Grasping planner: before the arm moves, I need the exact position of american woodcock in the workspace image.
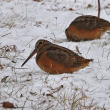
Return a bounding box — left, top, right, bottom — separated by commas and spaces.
21, 39, 93, 74
65, 15, 110, 41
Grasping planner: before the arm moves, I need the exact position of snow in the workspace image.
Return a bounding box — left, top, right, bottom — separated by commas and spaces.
0, 0, 110, 109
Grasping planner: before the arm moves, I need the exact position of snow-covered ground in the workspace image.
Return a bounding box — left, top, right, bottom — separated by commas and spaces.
0, 0, 110, 109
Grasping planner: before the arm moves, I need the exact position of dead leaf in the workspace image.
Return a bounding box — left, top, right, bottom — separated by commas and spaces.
42, 92, 45, 96
0, 63, 3, 69
25, 79, 31, 82
2, 102, 15, 108
1, 45, 17, 52
11, 61, 16, 63
52, 85, 63, 91
30, 92, 37, 96
1, 76, 9, 82
74, 87, 79, 91
46, 94, 55, 98
69, 8, 73, 11
87, 4, 93, 8
36, 21, 42, 25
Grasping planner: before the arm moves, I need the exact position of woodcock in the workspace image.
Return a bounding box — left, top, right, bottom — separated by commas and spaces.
65, 15, 110, 41
21, 39, 93, 74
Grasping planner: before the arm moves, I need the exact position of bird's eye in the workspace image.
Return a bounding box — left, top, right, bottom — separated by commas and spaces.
39, 41, 43, 45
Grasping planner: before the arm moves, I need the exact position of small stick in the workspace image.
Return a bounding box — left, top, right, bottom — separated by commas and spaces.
98, 0, 100, 18
1, 33, 11, 37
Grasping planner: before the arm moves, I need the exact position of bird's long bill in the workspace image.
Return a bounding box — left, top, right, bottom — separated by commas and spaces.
21, 49, 36, 67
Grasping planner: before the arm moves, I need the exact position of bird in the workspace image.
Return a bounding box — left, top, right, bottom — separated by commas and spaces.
65, 15, 110, 42
21, 39, 93, 74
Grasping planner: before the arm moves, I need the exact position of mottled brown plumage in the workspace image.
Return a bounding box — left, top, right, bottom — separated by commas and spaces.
21, 39, 93, 74
65, 15, 110, 41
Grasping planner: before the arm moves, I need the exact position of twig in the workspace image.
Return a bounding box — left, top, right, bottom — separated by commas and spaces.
76, 46, 82, 55
1, 33, 11, 37
98, 0, 100, 18
22, 97, 29, 110
26, 38, 36, 46
4, 91, 19, 102
45, 105, 54, 110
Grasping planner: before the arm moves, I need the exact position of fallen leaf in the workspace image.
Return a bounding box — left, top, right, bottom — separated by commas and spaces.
2, 102, 15, 108
0, 63, 3, 69
69, 8, 73, 11
30, 92, 37, 96
87, 4, 93, 8
1, 76, 9, 82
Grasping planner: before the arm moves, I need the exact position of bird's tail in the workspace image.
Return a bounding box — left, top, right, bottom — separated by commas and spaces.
90, 59, 93, 62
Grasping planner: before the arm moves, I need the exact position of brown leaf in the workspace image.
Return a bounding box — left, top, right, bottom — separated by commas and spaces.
1, 76, 9, 82
69, 8, 73, 11
36, 21, 42, 25
42, 92, 45, 96
30, 92, 37, 96
87, 4, 93, 8
25, 79, 31, 82
11, 61, 16, 63
2, 102, 15, 108
46, 94, 55, 98
1, 45, 17, 52
0, 63, 3, 69
74, 87, 79, 91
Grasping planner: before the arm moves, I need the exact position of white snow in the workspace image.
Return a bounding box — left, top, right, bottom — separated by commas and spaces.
0, 0, 110, 109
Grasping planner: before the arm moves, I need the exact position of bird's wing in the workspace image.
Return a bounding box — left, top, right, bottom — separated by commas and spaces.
71, 15, 110, 30
46, 46, 85, 67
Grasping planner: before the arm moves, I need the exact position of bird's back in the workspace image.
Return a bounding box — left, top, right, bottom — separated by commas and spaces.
70, 15, 110, 30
